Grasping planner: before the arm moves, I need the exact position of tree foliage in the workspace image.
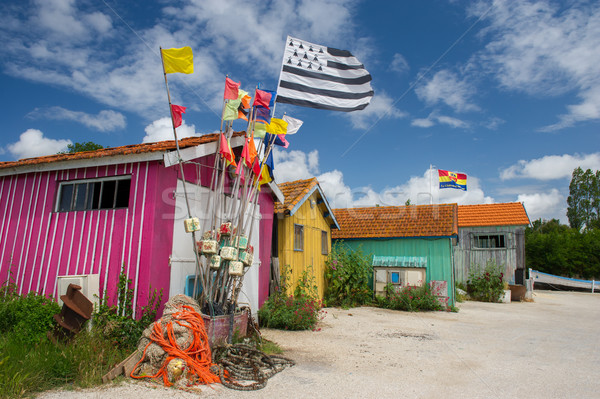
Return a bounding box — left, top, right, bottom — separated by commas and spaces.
567, 167, 600, 231
60, 141, 104, 154
526, 218, 600, 279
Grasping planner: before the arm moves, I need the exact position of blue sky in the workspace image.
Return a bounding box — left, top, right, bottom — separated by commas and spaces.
1, 0, 599, 223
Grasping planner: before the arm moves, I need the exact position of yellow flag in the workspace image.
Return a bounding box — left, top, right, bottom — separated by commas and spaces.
266, 118, 288, 135
161, 47, 194, 74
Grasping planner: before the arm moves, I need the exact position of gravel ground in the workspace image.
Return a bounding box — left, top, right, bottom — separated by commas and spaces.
37, 290, 600, 399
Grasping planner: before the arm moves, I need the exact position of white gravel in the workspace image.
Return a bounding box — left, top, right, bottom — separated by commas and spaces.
37, 290, 600, 399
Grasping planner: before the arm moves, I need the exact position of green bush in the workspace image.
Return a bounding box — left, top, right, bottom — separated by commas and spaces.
259, 265, 324, 331
323, 242, 372, 308
467, 259, 505, 302
0, 282, 61, 346
376, 283, 443, 312
93, 265, 162, 350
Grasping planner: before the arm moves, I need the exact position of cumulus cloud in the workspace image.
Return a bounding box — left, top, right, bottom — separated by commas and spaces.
517, 189, 565, 222
0, 0, 363, 122
500, 153, 600, 180
471, 0, 600, 130
272, 148, 320, 183
7, 129, 72, 159
27, 106, 126, 132
415, 69, 479, 113
142, 117, 199, 143
273, 148, 494, 209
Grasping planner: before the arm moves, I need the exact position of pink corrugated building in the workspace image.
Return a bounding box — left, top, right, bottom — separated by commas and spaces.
0, 133, 282, 316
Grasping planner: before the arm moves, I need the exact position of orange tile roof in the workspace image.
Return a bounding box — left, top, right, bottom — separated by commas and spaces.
332, 204, 458, 239
274, 177, 318, 214
0, 132, 245, 170
458, 203, 530, 227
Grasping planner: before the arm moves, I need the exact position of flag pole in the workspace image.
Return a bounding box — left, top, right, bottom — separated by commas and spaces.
429, 164, 433, 205
271, 35, 292, 116
160, 47, 204, 304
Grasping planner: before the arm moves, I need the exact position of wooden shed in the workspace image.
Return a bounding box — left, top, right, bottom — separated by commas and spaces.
454, 203, 531, 284
0, 133, 281, 316
273, 178, 339, 299
332, 204, 458, 306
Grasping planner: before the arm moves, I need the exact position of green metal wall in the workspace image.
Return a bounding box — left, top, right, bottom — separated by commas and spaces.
335, 237, 455, 305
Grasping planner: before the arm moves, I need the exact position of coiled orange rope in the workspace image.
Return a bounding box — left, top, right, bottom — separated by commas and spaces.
131, 305, 221, 387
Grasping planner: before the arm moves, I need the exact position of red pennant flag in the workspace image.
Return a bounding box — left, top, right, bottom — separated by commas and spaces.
224, 77, 240, 100
170, 104, 186, 128
253, 89, 272, 109
235, 138, 250, 175
252, 157, 261, 176
219, 133, 237, 167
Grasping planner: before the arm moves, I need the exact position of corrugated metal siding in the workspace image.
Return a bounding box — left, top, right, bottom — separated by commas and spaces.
278, 192, 331, 299
454, 226, 525, 284
336, 238, 455, 305
0, 161, 175, 316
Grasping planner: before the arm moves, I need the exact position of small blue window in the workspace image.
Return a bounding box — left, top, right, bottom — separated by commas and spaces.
185, 275, 203, 297
391, 272, 400, 284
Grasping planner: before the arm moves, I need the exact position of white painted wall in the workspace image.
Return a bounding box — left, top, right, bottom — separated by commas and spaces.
169, 179, 260, 314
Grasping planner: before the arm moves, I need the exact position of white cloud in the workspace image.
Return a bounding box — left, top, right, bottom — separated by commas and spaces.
7, 129, 72, 159
273, 148, 320, 183
411, 118, 435, 128
390, 53, 409, 74
142, 117, 199, 143
472, 1, 600, 130
0, 0, 360, 122
27, 107, 126, 132
415, 69, 479, 112
500, 153, 600, 180
436, 115, 469, 128
273, 148, 494, 209
347, 90, 408, 130
411, 111, 469, 129
517, 189, 565, 222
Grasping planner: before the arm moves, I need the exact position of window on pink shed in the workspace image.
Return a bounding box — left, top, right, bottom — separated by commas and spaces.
56, 175, 131, 212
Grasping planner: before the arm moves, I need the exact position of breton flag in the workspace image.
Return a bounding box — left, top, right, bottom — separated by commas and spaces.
276, 36, 374, 112
438, 170, 467, 191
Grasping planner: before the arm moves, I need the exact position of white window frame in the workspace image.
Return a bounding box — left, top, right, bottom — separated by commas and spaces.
55, 175, 132, 212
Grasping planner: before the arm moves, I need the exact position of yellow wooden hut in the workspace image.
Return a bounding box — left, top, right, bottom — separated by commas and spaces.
273, 178, 340, 299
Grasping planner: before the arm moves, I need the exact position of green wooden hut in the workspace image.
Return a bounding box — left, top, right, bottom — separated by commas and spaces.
332, 204, 458, 306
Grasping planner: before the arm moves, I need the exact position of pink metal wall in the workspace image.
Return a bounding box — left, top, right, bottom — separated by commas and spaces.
0, 161, 176, 315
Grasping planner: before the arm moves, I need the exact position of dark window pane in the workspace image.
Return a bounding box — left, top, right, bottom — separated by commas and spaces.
100, 180, 116, 209
87, 182, 102, 209
114, 179, 131, 208
59, 184, 74, 211
73, 183, 87, 211
294, 224, 304, 251
321, 230, 328, 255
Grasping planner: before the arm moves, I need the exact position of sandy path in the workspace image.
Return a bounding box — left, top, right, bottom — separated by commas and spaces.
37, 290, 600, 398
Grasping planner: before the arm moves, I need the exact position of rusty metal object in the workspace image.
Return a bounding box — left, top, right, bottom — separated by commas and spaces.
49, 283, 93, 341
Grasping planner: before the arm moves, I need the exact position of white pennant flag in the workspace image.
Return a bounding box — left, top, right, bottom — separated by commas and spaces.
282, 115, 303, 135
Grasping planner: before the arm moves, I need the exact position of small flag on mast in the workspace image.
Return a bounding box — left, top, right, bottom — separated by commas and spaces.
438, 170, 467, 191
161, 47, 194, 74
170, 104, 186, 128
276, 36, 374, 112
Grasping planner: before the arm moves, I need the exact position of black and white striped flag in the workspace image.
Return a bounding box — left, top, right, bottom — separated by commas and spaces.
276, 36, 374, 112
